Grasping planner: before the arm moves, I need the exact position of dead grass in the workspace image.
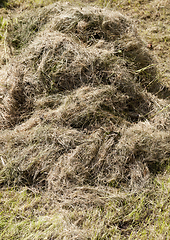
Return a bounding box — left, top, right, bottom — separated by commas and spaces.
1, 4, 167, 127
0, 1, 170, 239
0, 175, 170, 239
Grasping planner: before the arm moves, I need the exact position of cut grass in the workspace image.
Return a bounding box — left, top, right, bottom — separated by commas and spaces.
0, 0, 170, 239
0, 174, 170, 239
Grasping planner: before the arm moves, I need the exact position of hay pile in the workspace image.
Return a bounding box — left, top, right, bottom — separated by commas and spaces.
0, 2, 170, 194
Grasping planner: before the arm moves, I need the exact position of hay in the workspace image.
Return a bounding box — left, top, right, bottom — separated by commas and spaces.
0, 28, 157, 127
42, 84, 152, 129
6, 5, 54, 51
0, 65, 34, 128
1, 3, 168, 129
0, 2, 170, 192
1, 114, 170, 190
52, 8, 132, 43
47, 121, 170, 190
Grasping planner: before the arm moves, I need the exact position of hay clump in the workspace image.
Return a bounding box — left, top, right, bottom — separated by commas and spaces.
0, 30, 153, 127
0, 125, 87, 185
0, 2, 170, 192
45, 84, 152, 129
0, 114, 170, 190
0, 32, 159, 127
5, 3, 162, 91
0, 65, 34, 128
1, 2, 168, 129
47, 121, 170, 190
50, 5, 163, 94
52, 8, 131, 44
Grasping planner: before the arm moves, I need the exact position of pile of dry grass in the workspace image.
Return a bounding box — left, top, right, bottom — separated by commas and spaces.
0, 110, 170, 192
0, 2, 170, 193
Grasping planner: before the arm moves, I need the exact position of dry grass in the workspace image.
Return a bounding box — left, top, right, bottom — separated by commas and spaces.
0, 176, 170, 239
0, 3, 167, 127
0, 1, 170, 239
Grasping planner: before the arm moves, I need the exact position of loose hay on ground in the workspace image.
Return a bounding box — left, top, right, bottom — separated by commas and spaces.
0, 1, 170, 202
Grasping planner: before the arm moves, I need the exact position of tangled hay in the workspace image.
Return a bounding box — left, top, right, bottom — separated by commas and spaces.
0, 2, 170, 192
48, 121, 170, 190
0, 111, 170, 190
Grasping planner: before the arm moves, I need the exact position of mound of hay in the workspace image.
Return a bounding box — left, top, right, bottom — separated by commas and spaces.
0, 2, 170, 191
0, 112, 170, 190
48, 121, 170, 190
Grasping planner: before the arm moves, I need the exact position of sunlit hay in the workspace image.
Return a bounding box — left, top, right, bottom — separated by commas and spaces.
24, 31, 100, 93
1, 2, 170, 240
6, 2, 163, 95
1, 106, 169, 189
0, 31, 154, 129
47, 130, 102, 189
24, 30, 138, 94
111, 122, 170, 185
0, 123, 88, 183
29, 81, 153, 130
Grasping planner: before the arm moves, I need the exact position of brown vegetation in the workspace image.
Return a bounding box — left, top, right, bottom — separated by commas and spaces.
0, 1, 170, 239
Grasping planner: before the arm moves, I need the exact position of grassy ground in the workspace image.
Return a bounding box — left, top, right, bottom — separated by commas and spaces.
0, 0, 170, 239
